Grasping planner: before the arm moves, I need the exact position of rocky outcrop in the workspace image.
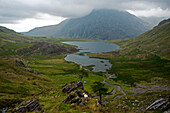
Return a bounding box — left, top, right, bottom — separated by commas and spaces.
62, 81, 84, 93
15, 60, 26, 67
146, 98, 170, 112
62, 89, 89, 105
17, 42, 77, 56
62, 81, 89, 105
13, 99, 41, 113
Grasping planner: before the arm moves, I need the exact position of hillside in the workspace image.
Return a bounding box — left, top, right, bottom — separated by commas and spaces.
0, 26, 84, 57
23, 9, 150, 40
110, 19, 170, 59
87, 20, 170, 112
0, 27, 87, 112
89, 19, 170, 84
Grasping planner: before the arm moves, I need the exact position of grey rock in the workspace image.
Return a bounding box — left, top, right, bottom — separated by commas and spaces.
146, 98, 170, 112
70, 96, 82, 104
14, 99, 41, 113
15, 60, 26, 67
62, 81, 84, 93
62, 95, 75, 103
135, 100, 139, 103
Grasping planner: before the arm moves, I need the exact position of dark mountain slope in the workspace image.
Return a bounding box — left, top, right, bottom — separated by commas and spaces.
23, 9, 150, 40
158, 18, 170, 26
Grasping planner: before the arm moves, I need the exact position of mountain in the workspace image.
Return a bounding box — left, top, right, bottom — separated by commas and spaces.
112, 18, 170, 59
23, 9, 150, 40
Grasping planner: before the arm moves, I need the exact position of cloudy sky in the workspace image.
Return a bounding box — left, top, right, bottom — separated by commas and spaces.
0, 0, 170, 32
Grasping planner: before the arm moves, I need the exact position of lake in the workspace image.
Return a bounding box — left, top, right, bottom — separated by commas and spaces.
63, 41, 119, 72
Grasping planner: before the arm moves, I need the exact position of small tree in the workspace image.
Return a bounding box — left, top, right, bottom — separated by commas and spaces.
91, 81, 108, 105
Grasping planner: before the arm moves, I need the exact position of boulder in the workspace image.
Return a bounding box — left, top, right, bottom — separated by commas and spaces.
146, 98, 169, 112
13, 99, 41, 113
62, 81, 84, 93
70, 96, 82, 104
62, 84, 71, 93
62, 94, 75, 103
77, 82, 84, 90
76, 89, 84, 97
62, 85, 89, 105
15, 60, 26, 67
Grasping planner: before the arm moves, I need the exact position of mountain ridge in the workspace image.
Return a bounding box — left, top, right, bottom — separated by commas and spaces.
23, 9, 150, 40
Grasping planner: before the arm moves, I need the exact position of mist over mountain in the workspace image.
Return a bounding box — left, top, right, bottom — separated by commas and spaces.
139, 16, 168, 28
23, 9, 150, 40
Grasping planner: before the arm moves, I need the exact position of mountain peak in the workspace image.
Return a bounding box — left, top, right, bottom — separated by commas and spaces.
23, 9, 150, 40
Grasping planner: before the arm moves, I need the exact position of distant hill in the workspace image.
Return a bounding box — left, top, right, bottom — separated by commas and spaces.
0, 26, 78, 56
112, 18, 170, 59
23, 9, 150, 40
0, 26, 16, 34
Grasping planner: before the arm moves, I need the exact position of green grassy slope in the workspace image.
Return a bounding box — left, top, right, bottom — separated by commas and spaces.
86, 21, 170, 113
110, 21, 170, 59
0, 26, 80, 110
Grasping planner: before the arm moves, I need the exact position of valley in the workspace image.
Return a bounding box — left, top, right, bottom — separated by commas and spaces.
0, 19, 170, 113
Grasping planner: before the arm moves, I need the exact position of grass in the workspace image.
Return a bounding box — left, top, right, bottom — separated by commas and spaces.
89, 49, 170, 86
0, 41, 32, 56
1, 47, 169, 112
0, 49, 108, 112
0, 58, 51, 108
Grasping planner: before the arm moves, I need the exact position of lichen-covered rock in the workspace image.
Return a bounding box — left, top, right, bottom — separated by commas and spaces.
15, 60, 26, 67
70, 96, 82, 104
62, 81, 84, 93
146, 98, 170, 112
62, 81, 89, 105
62, 94, 75, 103
12, 99, 41, 113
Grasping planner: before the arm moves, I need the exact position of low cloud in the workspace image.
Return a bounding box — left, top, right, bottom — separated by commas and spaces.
0, 0, 170, 31
128, 8, 170, 17
0, 0, 170, 24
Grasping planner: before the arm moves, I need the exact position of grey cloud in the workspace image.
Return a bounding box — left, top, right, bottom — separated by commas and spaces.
0, 0, 170, 24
